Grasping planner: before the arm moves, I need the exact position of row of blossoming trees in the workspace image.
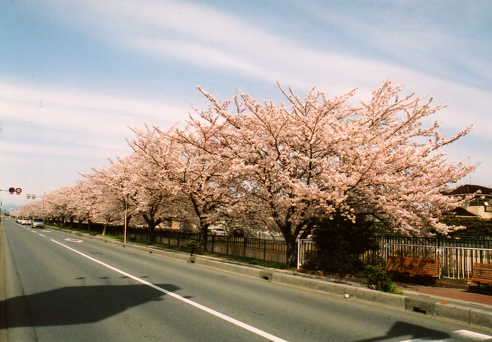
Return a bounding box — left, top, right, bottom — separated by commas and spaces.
18, 81, 474, 266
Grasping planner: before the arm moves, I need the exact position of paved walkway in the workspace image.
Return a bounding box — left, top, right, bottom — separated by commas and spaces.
397, 282, 492, 307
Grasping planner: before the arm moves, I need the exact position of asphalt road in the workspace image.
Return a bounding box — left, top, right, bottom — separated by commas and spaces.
1, 217, 492, 342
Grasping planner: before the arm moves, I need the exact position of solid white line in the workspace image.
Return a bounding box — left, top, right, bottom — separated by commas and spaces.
50, 239, 288, 342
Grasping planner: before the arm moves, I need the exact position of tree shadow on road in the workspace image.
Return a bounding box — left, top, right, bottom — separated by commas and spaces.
0, 283, 183, 329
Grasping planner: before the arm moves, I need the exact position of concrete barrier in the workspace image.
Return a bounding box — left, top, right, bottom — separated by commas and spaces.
470, 308, 492, 328
435, 303, 471, 324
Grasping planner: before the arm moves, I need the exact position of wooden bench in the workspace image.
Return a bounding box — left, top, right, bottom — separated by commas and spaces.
471, 263, 492, 287
386, 256, 440, 278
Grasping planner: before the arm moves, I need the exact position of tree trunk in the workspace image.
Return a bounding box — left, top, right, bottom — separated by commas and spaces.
200, 223, 210, 253
285, 235, 297, 268
102, 222, 107, 236
148, 223, 157, 245
142, 214, 160, 245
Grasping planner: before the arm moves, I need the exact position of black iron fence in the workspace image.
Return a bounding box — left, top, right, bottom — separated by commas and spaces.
56, 221, 289, 264
128, 228, 288, 264
55, 220, 492, 274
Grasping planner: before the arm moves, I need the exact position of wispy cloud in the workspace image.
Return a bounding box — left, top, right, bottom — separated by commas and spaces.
29, 0, 492, 101
1, 80, 190, 148
294, 1, 492, 90
8, 0, 492, 145
3, 0, 492, 202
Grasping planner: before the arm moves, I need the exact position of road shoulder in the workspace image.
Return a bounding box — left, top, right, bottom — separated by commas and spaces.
0, 218, 8, 340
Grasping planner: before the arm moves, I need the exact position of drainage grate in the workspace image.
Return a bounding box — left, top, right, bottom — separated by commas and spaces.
413, 307, 427, 314
260, 271, 273, 281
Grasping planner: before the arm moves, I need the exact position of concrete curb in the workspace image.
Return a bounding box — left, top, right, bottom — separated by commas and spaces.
50, 226, 492, 331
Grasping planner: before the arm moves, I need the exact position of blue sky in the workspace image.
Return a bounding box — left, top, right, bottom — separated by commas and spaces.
1, 0, 492, 209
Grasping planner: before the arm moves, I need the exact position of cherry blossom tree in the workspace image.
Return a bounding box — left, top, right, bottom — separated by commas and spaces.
172, 80, 474, 266
17, 200, 40, 218
90, 187, 124, 236
69, 179, 102, 232
91, 154, 189, 244
129, 125, 238, 252
39, 190, 62, 224
42, 186, 80, 228
17, 80, 474, 268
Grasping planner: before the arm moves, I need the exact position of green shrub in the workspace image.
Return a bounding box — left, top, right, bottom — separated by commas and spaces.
305, 212, 379, 275
364, 265, 403, 294
186, 239, 201, 256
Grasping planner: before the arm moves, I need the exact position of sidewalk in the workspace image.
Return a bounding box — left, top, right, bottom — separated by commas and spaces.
397, 281, 492, 307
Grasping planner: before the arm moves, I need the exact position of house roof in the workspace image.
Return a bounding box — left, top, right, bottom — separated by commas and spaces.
446, 207, 480, 218
442, 184, 492, 196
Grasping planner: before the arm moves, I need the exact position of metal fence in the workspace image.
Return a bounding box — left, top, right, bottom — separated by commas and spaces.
297, 238, 492, 279
55, 221, 289, 263
377, 235, 492, 249
384, 243, 492, 279
297, 239, 316, 268
378, 236, 492, 279
59, 221, 492, 277
126, 228, 288, 264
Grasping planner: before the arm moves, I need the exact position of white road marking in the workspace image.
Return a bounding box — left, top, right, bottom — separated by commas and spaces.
400, 329, 492, 341
51, 239, 288, 342
454, 329, 492, 340
39, 234, 46, 237
64, 238, 83, 243
400, 339, 448, 342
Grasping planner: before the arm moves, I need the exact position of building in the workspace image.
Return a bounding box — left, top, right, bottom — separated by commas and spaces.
443, 184, 492, 219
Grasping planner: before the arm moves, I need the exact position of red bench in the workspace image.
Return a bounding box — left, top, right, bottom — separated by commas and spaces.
386, 256, 440, 278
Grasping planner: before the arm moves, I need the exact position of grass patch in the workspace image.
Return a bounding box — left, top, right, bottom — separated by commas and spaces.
437, 278, 468, 285
206, 252, 288, 269
155, 242, 191, 253
125, 236, 151, 245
